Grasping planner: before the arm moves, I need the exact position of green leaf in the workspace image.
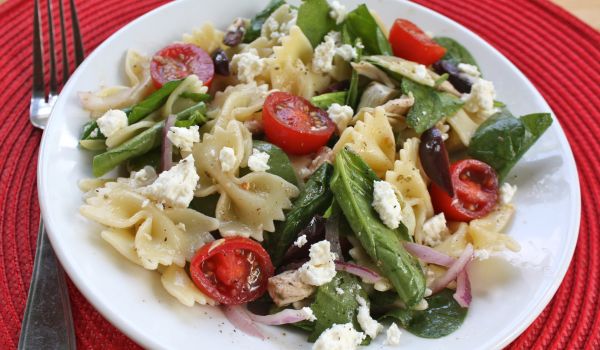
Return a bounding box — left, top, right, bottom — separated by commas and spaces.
126, 148, 161, 172
310, 91, 348, 110
342, 4, 392, 56
434, 37, 480, 70
188, 194, 220, 217
401, 79, 463, 133
468, 109, 553, 179
330, 148, 425, 307
265, 163, 334, 266
306, 272, 368, 342
296, 0, 336, 48
381, 289, 468, 339
365, 55, 436, 87
345, 39, 363, 109
244, 0, 286, 43
246, 140, 298, 186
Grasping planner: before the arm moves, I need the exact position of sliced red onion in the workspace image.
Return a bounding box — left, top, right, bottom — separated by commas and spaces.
404, 242, 456, 267
221, 305, 265, 340
160, 114, 176, 172
453, 269, 472, 308
248, 308, 315, 325
429, 244, 473, 294
335, 261, 381, 283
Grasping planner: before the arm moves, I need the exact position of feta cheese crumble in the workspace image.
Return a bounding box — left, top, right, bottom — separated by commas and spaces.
262, 5, 297, 42
313, 32, 339, 73
372, 180, 402, 229
414, 298, 429, 311
247, 148, 270, 172
167, 125, 200, 152
335, 287, 344, 295
294, 234, 308, 248
139, 155, 199, 208
462, 78, 497, 119
414, 64, 428, 80
125, 166, 157, 188
385, 323, 402, 346
231, 48, 265, 83
500, 182, 518, 204
219, 147, 237, 172
329, 0, 347, 25
96, 109, 128, 138
458, 63, 481, 78
422, 213, 448, 247
299, 240, 337, 286
313, 323, 365, 350
356, 295, 383, 338
336, 44, 357, 61
327, 103, 353, 132
301, 307, 317, 322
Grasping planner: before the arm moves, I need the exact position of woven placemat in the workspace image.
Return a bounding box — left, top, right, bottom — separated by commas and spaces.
0, 0, 598, 348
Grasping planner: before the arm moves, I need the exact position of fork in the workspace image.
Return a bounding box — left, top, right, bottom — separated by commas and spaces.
19, 0, 84, 348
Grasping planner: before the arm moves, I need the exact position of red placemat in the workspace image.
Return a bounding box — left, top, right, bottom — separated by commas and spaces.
0, 0, 598, 349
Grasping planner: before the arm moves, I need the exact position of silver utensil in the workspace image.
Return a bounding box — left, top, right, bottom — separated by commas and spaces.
19, 0, 84, 348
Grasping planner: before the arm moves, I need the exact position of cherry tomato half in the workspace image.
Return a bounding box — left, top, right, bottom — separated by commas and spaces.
150, 43, 214, 88
190, 237, 274, 305
430, 159, 499, 221
262, 92, 335, 155
389, 19, 446, 66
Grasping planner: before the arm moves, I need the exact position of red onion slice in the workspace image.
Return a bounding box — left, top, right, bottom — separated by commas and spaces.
453, 269, 472, 308
221, 305, 265, 340
404, 242, 456, 267
429, 244, 473, 294
248, 308, 315, 325
160, 114, 176, 172
335, 261, 381, 283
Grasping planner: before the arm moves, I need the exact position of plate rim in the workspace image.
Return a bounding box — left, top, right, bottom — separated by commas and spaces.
36, 0, 582, 349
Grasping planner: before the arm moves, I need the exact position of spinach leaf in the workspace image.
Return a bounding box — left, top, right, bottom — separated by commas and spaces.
189, 194, 220, 217
468, 109, 552, 180
92, 102, 207, 177
381, 289, 468, 339
310, 91, 348, 110
296, 0, 336, 48
401, 78, 463, 133
244, 0, 286, 43
304, 272, 369, 342
241, 140, 298, 186
266, 163, 334, 266
434, 37, 479, 70
342, 4, 392, 56
126, 148, 161, 172
345, 39, 363, 109
330, 148, 425, 307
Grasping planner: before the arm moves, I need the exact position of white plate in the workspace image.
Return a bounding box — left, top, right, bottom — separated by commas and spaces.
38, 0, 581, 349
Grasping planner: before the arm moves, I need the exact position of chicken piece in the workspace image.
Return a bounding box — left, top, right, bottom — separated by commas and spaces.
268, 270, 316, 307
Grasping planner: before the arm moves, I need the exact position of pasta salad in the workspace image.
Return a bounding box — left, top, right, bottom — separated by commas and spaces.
77, 0, 552, 348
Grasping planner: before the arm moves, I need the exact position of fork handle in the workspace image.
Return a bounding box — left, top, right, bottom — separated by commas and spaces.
19, 220, 76, 350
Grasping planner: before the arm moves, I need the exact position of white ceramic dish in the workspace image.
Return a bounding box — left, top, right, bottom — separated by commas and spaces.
38, 0, 581, 349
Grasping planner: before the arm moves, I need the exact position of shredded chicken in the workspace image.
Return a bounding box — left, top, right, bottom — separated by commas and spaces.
268, 270, 316, 307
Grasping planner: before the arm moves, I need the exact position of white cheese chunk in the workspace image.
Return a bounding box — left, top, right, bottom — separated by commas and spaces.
336, 44, 357, 61
422, 213, 448, 247
313, 31, 339, 73
123, 166, 157, 188
414, 298, 429, 311
96, 109, 128, 138
313, 323, 365, 350
299, 240, 337, 286
301, 307, 317, 322
327, 103, 353, 132
219, 147, 237, 172
372, 180, 402, 229
167, 126, 200, 152
294, 234, 308, 248
139, 155, 199, 208
356, 295, 383, 339
329, 0, 347, 25
385, 323, 402, 346
458, 63, 481, 77
247, 148, 270, 172
231, 48, 265, 84
335, 287, 344, 295
463, 78, 497, 119
414, 64, 428, 80
500, 182, 518, 204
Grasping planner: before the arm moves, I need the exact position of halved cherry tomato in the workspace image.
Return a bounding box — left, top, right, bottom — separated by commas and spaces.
262, 92, 335, 155
150, 43, 214, 88
430, 159, 499, 221
190, 237, 274, 305
389, 19, 446, 66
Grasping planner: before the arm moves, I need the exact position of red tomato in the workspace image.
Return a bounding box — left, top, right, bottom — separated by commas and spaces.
190, 237, 274, 305
389, 19, 446, 66
430, 159, 499, 221
150, 43, 214, 88
262, 92, 335, 155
